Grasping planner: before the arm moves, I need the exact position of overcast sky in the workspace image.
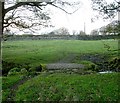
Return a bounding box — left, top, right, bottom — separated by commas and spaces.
34, 0, 118, 35
44, 0, 118, 34
6, 0, 118, 35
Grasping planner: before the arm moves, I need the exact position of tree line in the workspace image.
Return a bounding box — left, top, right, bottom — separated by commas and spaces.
3, 34, 119, 41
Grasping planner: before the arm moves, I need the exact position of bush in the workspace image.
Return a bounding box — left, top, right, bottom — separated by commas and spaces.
109, 57, 120, 72
41, 64, 47, 71
81, 60, 99, 72
29, 65, 43, 72
7, 67, 21, 76
35, 65, 42, 72
29, 68, 35, 72
22, 64, 31, 71
8, 67, 20, 72
87, 63, 99, 72
20, 68, 28, 74
2, 61, 21, 75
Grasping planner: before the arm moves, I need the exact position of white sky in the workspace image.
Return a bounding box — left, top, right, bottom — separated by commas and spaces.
6, 0, 118, 35
36, 0, 118, 35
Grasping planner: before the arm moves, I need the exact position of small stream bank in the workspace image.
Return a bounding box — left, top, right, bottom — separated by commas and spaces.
80, 54, 120, 72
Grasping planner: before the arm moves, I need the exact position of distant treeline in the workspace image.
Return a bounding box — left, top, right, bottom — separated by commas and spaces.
3, 34, 119, 41
77, 34, 119, 40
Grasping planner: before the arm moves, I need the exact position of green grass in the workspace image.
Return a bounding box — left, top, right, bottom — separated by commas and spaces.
2, 39, 118, 68
15, 73, 119, 101
2, 75, 22, 101
2, 39, 119, 102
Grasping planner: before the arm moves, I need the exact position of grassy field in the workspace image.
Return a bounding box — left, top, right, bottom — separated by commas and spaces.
1, 72, 119, 102
2, 39, 118, 68
15, 73, 119, 101
1, 39, 119, 102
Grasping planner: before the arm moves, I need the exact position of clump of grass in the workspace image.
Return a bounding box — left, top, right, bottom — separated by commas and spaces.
15, 73, 119, 101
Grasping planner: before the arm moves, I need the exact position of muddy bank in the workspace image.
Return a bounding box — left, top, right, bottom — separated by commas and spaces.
80, 54, 119, 72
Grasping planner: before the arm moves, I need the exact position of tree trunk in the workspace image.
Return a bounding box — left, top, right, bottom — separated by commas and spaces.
0, 1, 4, 38
0, 2, 2, 36
0, 1, 4, 77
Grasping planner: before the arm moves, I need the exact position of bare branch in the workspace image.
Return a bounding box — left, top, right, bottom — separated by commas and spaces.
3, 1, 82, 34
4, 2, 57, 15
5, 2, 27, 14
50, 3, 81, 14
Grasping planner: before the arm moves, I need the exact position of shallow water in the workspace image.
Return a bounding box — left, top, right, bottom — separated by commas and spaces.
99, 71, 113, 74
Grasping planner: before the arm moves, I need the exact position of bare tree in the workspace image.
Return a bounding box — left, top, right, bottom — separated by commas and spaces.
51, 27, 70, 35
0, 0, 82, 35
90, 29, 99, 35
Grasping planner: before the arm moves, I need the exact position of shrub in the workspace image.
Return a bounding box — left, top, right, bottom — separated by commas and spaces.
81, 60, 99, 72
8, 67, 20, 72
22, 64, 31, 71
29, 68, 35, 72
2, 61, 21, 75
87, 63, 99, 72
29, 64, 44, 72
7, 72, 20, 76
20, 68, 28, 74
35, 65, 42, 72
41, 64, 47, 72
109, 57, 120, 72
7, 67, 21, 76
